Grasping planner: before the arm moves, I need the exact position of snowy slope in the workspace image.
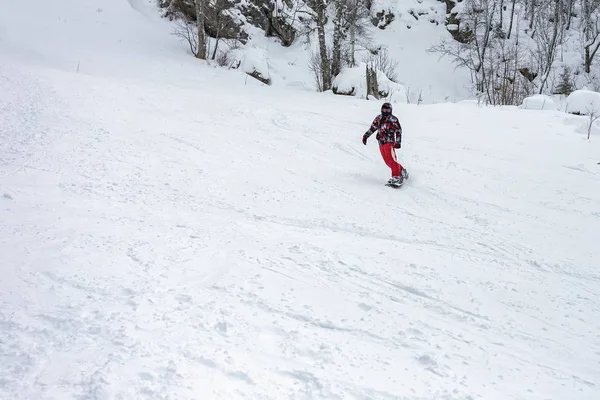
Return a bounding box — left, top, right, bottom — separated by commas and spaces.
2, 1, 600, 399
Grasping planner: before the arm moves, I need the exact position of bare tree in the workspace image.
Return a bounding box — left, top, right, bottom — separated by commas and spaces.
507, 0, 517, 38
330, 0, 371, 77
309, 50, 325, 91
306, 0, 332, 91
206, 0, 241, 61
278, 0, 313, 31
304, 0, 372, 91
580, 0, 600, 73
172, 18, 199, 55
430, 0, 537, 105
429, 0, 498, 101
362, 47, 399, 82
565, 0, 575, 30
534, 0, 563, 93
343, 0, 371, 67
586, 104, 600, 139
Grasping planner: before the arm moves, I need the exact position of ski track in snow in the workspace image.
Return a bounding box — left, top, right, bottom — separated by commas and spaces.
1, 1, 600, 399
0, 62, 55, 177
1, 66, 598, 399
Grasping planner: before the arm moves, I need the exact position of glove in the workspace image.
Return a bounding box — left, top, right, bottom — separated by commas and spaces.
362, 134, 368, 145
394, 132, 402, 148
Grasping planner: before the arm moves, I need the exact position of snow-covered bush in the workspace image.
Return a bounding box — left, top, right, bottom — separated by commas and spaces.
362, 47, 398, 83
376, 69, 406, 102
565, 89, 600, 116
564, 89, 600, 139
520, 95, 558, 111
332, 63, 406, 103
230, 47, 272, 85
332, 65, 365, 96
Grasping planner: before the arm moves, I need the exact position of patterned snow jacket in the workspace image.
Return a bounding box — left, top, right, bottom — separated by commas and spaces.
364, 114, 402, 145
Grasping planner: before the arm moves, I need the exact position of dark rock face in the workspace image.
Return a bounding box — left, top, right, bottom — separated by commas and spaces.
237, 0, 296, 46
371, 9, 395, 30
519, 68, 538, 83
158, 0, 296, 46
439, 0, 473, 43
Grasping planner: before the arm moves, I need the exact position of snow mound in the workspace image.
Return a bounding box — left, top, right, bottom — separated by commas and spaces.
332, 63, 407, 103
332, 65, 365, 96
520, 95, 558, 111
234, 47, 272, 85
565, 89, 600, 115
376, 70, 407, 103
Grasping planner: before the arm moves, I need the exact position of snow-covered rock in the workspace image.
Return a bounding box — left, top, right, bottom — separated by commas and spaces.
370, 0, 396, 29
565, 89, 600, 115
520, 95, 559, 111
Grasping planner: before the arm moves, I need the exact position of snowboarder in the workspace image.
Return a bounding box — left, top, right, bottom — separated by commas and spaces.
362, 102, 409, 186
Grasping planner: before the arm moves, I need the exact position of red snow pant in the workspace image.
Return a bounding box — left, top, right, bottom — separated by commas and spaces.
379, 142, 403, 177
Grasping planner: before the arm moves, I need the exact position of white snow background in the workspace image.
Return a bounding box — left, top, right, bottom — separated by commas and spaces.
1, 0, 600, 399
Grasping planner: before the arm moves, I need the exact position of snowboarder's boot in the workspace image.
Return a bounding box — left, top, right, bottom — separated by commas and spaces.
401, 168, 409, 180
387, 176, 403, 186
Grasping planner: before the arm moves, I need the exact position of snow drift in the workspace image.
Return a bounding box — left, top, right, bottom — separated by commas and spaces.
565, 89, 600, 115
520, 94, 559, 110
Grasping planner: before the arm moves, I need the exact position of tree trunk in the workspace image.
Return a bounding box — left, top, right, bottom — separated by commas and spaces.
211, 9, 221, 60
507, 0, 516, 39
566, 0, 573, 30
212, 38, 220, 60
529, 0, 535, 30
584, 39, 600, 73
581, 0, 600, 73
586, 47, 591, 73
366, 65, 379, 99
331, 2, 345, 79
478, 0, 495, 91
194, 0, 206, 59
538, 0, 560, 93
350, 29, 356, 67
315, 0, 331, 91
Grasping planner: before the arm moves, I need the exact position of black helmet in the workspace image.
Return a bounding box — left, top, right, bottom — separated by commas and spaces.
381, 102, 392, 116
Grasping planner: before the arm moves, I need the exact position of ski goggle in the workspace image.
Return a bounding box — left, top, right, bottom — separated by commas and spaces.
382, 106, 392, 113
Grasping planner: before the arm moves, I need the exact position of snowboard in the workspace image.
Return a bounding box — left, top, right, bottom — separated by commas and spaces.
384, 171, 409, 188
385, 182, 404, 189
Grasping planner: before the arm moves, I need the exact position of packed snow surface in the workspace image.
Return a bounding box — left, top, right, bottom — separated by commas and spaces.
1, 0, 600, 399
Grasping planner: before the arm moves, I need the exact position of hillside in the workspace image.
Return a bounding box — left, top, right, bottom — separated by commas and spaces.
158, 0, 472, 102
1, 0, 600, 399
157, 0, 600, 105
